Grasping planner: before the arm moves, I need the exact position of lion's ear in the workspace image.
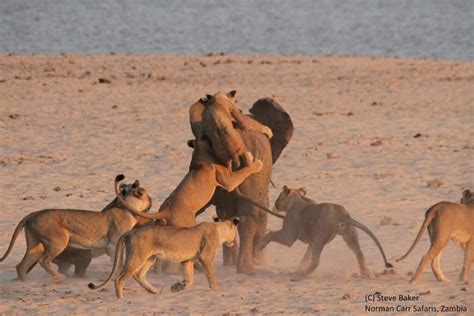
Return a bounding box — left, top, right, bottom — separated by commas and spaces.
132, 180, 140, 188
227, 90, 237, 99
187, 139, 195, 148
298, 187, 307, 196
206, 94, 212, 101
463, 189, 471, 197
232, 217, 240, 226
134, 188, 144, 198
283, 185, 289, 194
213, 216, 220, 222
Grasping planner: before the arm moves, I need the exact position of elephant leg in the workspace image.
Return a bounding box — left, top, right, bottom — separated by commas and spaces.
56, 261, 72, 276
253, 206, 268, 266
236, 215, 258, 275
73, 255, 92, 278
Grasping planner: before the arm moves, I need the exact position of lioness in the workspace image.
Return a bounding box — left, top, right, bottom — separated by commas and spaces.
120, 135, 263, 227
258, 186, 393, 278
0, 175, 151, 281
190, 90, 273, 168
396, 190, 474, 283
88, 218, 240, 298
52, 179, 150, 277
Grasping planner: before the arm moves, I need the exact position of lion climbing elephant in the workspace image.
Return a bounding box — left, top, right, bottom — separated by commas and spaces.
190, 95, 293, 274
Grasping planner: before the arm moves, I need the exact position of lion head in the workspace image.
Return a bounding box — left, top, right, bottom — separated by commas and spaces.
274, 185, 308, 213
114, 174, 152, 213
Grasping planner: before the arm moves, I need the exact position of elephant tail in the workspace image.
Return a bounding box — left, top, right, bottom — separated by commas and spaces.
233, 188, 285, 219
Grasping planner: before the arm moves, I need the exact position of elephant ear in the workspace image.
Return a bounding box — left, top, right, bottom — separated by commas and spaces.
248, 98, 294, 164
189, 98, 207, 138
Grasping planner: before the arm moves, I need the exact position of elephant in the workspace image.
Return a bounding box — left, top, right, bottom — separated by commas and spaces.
190, 97, 293, 274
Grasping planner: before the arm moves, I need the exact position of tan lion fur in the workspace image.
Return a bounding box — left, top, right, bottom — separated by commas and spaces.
52, 179, 150, 277
258, 186, 392, 279
396, 189, 474, 283
193, 90, 273, 168
0, 175, 152, 282
88, 218, 240, 298
119, 136, 262, 227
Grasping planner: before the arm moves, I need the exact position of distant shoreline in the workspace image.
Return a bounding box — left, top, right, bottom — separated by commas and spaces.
1, 53, 473, 63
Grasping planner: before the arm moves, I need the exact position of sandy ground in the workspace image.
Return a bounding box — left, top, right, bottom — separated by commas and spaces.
0, 54, 473, 315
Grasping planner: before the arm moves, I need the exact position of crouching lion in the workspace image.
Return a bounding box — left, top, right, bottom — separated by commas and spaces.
190, 90, 273, 168
258, 186, 393, 279
88, 218, 240, 298
0, 175, 152, 282
396, 189, 474, 283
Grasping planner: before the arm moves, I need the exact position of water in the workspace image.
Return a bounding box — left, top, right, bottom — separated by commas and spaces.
0, 0, 473, 60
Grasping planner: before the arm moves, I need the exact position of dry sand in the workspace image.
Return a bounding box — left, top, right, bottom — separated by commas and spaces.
0, 54, 473, 314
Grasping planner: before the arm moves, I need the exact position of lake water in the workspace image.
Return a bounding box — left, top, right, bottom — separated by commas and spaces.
0, 0, 472, 60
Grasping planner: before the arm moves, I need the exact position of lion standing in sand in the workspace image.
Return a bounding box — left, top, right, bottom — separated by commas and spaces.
258, 186, 392, 278
88, 218, 240, 298
0, 175, 152, 282
396, 189, 474, 283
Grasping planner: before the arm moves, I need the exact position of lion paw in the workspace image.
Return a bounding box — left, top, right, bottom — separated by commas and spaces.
263, 127, 273, 139
289, 272, 305, 282
170, 281, 187, 292
252, 160, 263, 173
241, 152, 254, 167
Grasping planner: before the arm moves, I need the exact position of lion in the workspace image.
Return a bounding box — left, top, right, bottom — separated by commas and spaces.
190, 90, 273, 168
396, 189, 474, 283
258, 186, 393, 279
119, 135, 263, 227
52, 179, 151, 277
88, 218, 240, 298
0, 175, 152, 282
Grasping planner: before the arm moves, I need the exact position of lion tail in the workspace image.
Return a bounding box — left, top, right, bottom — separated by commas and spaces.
347, 217, 393, 268
0, 212, 36, 262
396, 203, 439, 262
88, 232, 128, 291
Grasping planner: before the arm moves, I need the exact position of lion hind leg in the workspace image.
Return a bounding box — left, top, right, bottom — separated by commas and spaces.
37, 233, 69, 282
343, 227, 373, 279
410, 237, 449, 283
16, 230, 44, 281
431, 252, 449, 282
115, 258, 144, 299
133, 257, 158, 294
